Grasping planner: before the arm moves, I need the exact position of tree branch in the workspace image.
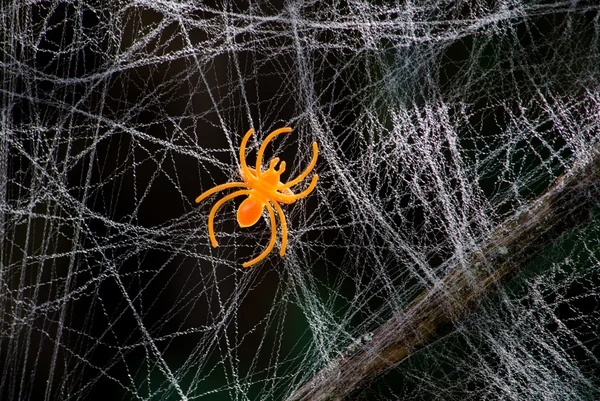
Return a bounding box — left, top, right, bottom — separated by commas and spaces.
287, 142, 600, 401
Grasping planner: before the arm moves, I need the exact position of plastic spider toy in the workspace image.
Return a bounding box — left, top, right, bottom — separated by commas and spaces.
195, 127, 318, 267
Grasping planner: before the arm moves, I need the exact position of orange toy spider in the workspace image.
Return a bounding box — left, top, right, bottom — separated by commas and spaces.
195, 127, 318, 267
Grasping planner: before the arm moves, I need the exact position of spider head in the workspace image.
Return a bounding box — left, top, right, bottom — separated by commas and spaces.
261, 158, 286, 188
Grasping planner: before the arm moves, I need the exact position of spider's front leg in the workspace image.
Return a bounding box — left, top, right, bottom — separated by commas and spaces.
239, 128, 256, 183
279, 141, 319, 190
256, 127, 293, 176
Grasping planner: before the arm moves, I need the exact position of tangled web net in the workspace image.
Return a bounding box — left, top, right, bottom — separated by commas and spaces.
2, 1, 600, 400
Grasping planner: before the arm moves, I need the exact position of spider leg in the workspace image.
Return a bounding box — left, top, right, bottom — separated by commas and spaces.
239, 167, 258, 182
275, 174, 318, 204
239, 128, 255, 182
195, 182, 248, 204
256, 127, 292, 176
242, 193, 278, 268
278, 142, 318, 190
270, 201, 288, 256
208, 189, 252, 247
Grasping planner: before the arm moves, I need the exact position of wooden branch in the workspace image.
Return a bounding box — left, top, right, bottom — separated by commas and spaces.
287, 142, 600, 401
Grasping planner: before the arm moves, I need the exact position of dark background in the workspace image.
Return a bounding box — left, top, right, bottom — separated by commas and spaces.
2, 1, 600, 400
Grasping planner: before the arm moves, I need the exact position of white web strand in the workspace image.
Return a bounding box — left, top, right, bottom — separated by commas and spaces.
1, 1, 600, 400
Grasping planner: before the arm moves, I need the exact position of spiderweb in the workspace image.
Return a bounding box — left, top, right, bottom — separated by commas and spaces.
2, 1, 600, 400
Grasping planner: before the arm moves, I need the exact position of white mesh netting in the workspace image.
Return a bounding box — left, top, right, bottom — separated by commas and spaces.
2, 1, 600, 400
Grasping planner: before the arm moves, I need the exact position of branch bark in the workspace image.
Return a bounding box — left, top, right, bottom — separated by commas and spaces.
287, 142, 600, 401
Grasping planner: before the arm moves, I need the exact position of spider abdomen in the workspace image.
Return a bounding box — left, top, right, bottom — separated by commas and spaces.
237, 196, 265, 228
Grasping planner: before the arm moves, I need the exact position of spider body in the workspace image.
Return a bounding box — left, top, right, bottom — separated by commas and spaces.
195, 127, 318, 267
